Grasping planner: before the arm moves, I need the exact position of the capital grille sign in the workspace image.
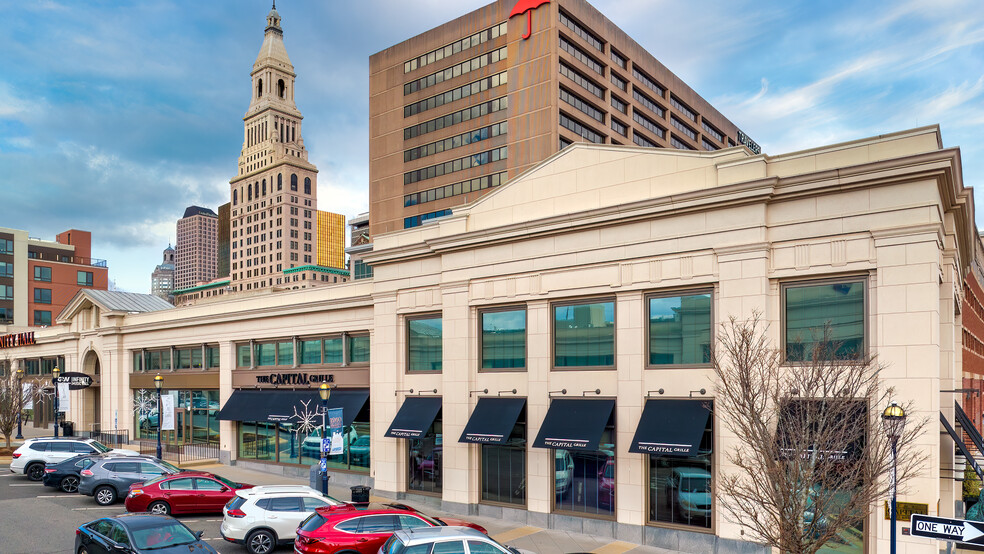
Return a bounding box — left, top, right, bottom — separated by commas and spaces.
0, 332, 36, 349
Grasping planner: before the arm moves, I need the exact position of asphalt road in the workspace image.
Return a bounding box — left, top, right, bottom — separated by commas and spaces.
0, 466, 265, 554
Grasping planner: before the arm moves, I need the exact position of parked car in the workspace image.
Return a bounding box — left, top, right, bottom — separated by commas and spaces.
349, 435, 371, 466
555, 450, 574, 496
598, 457, 615, 509
79, 455, 181, 506
42, 454, 103, 493
664, 466, 711, 521
10, 437, 138, 481
380, 526, 534, 554
294, 502, 487, 554
125, 471, 253, 515
219, 485, 343, 554
75, 513, 216, 554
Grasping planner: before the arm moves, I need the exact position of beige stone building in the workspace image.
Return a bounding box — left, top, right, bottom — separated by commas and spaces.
1, 126, 975, 554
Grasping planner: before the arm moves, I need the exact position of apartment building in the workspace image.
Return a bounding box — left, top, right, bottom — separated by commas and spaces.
175, 206, 218, 290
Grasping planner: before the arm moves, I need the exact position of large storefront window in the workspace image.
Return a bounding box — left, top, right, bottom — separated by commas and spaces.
409, 414, 442, 494
648, 414, 712, 528
647, 292, 712, 366
480, 308, 526, 370
784, 279, 865, 362
408, 315, 442, 372
481, 408, 526, 505
553, 300, 615, 368
134, 389, 219, 445
554, 432, 615, 516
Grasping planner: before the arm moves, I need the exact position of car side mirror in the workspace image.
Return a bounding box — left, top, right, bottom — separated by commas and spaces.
508, 547, 522, 554
220, 486, 229, 492
112, 544, 132, 553
195, 530, 205, 540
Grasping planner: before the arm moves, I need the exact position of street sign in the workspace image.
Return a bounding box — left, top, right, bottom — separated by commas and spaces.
910, 514, 984, 545
319, 459, 327, 473
322, 438, 331, 453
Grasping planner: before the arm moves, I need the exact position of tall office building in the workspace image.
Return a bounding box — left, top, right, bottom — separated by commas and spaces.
369, 0, 758, 238
150, 245, 176, 303
228, 5, 319, 292
175, 206, 218, 290
217, 202, 231, 279
0, 227, 108, 328
316, 211, 346, 270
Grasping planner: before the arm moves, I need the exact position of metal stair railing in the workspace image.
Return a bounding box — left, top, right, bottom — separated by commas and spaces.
941, 411, 984, 480
955, 401, 984, 456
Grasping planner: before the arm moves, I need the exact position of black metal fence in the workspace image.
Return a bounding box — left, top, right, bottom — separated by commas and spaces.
83, 429, 130, 448
138, 441, 220, 465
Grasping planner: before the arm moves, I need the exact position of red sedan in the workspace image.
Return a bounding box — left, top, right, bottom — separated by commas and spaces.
294, 502, 487, 554
125, 471, 253, 516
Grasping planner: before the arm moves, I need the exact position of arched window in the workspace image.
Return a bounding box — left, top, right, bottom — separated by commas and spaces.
257, 79, 263, 98
247, 184, 252, 201
291, 174, 298, 191
262, 179, 266, 196
233, 190, 238, 205
304, 177, 311, 195
278, 173, 283, 191
278, 79, 286, 99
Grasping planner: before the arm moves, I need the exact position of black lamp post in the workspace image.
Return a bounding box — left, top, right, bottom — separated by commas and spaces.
154, 375, 164, 460
319, 383, 331, 495
15, 368, 24, 440
882, 401, 907, 554
52, 367, 60, 437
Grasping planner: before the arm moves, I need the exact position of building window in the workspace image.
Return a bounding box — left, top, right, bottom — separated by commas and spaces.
277, 342, 293, 366
409, 412, 442, 494
480, 308, 526, 370
0, 239, 13, 254
404, 209, 452, 229
649, 406, 712, 528
206, 346, 220, 369
135, 389, 220, 445
34, 266, 51, 282
291, 174, 298, 191
78, 271, 94, 287
555, 412, 615, 517
559, 112, 604, 144
559, 36, 602, 75
559, 62, 603, 99
237, 344, 251, 368
404, 21, 506, 74
560, 87, 604, 122
633, 112, 666, 139
404, 123, 507, 163
404, 96, 508, 141
277, 174, 283, 191
144, 350, 172, 371
610, 49, 626, 68
353, 260, 374, 280
783, 279, 866, 362
404, 46, 507, 96
254, 343, 276, 366
299, 339, 323, 364
404, 146, 507, 185
611, 119, 627, 137
34, 310, 52, 326
404, 72, 508, 118
482, 407, 526, 506
0, 307, 10, 324
34, 288, 52, 304
553, 300, 615, 368
348, 335, 370, 363
408, 315, 442, 372
304, 177, 311, 195
0, 284, 12, 300
647, 292, 712, 366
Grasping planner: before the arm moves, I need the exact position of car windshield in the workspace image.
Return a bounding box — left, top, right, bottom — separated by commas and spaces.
143, 475, 168, 486
603, 463, 614, 479
90, 441, 111, 453
681, 477, 710, 493
131, 521, 198, 550
158, 461, 180, 473
555, 457, 566, 471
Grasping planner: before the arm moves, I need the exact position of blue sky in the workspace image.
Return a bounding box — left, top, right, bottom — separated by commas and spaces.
0, 0, 982, 293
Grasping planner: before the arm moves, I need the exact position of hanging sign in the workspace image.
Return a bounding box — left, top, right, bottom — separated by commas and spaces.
328, 408, 344, 456
57, 382, 71, 411
54, 372, 94, 390
22, 383, 33, 410
160, 394, 175, 431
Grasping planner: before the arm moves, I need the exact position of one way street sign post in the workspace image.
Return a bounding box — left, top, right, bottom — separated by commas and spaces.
910, 514, 984, 545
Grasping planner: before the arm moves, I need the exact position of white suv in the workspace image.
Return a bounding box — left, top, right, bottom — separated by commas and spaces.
220, 485, 343, 554
10, 437, 138, 481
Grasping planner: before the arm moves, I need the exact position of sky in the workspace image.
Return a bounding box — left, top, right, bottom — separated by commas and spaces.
0, 0, 982, 293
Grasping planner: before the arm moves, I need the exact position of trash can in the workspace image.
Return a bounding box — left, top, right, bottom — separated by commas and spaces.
351, 485, 370, 503
61, 421, 75, 437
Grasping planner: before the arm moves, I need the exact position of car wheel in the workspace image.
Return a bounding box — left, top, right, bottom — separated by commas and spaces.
60, 476, 80, 493
78, 548, 89, 554
246, 529, 276, 554
94, 486, 117, 506
26, 463, 44, 481
148, 501, 171, 515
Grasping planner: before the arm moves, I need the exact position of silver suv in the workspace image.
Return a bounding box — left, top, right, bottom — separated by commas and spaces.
380, 526, 533, 554
78, 455, 181, 506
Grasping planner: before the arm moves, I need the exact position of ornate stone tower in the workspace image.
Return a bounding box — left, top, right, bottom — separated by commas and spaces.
229, 3, 319, 292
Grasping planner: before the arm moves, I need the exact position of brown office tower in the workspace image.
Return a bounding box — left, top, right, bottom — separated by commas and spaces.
228, 6, 319, 292
175, 206, 218, 290
370, 0, 758, 238
0, 227, 108, 328
217, 202, 231, 279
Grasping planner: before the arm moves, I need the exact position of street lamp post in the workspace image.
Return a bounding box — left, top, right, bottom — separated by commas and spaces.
319, 383, 331, 495
15, 369, 24, 440
52, 367, 60, 437
882, 401, 907, 554
154, 375, 164, 460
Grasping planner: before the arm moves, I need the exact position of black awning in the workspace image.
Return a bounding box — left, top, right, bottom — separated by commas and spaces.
385, 396, 443, 439
532, 398, 615, 451
459, 397, 526, 444
630, 399, 711, 456
217, 389, 370, 426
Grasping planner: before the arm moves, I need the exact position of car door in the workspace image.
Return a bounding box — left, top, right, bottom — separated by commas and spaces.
355, 514, 401, 554
193, 477, 230, 513
161, 477, 198, 514
79, 519, 114, 554
108, 521, 134, 552
46, 441, 77, 463
265, 496, 307, 539
106, 461, 144, 491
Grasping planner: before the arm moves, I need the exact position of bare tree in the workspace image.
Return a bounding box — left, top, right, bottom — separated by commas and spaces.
711, 315, 926, 554
0, 353, 25, 447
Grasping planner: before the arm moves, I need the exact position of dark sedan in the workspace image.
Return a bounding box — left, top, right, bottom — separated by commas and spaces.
43, 454, 101, 493
75, 513, 216, 554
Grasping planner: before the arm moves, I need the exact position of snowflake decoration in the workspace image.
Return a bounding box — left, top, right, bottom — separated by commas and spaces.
31, 382, 54, 407
132, 389, 156, 416
290, 399, 325, 437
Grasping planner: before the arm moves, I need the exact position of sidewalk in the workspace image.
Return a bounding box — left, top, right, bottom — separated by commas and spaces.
190, 462, 686, 554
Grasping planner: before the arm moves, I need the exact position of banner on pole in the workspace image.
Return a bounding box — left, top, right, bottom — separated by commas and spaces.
328, 408, 344, 456
160, 394, 175, 431
57, 382, 71, 411
22, 383, 33, 410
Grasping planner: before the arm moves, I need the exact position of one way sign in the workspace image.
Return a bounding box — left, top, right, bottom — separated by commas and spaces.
910, 514, 984, 545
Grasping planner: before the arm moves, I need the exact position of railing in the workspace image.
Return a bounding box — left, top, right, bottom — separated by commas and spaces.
25, 251, 108, 267
138, 441, 219, 465
84, 429, 130, 448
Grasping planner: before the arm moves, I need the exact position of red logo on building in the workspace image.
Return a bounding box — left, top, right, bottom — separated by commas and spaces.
510, 0, 550, 40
